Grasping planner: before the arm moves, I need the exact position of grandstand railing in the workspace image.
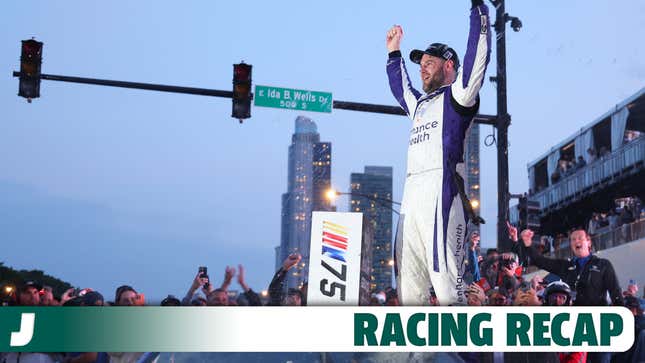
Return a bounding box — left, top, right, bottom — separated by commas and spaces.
532, 136, 645, 210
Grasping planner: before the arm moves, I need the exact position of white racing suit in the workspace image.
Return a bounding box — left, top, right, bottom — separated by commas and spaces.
386, 3, 491, 306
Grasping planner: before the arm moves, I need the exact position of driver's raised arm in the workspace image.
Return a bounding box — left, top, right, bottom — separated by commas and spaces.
451, 0, 491, 110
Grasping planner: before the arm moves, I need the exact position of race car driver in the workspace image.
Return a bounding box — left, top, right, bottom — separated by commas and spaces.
386, 0, 491, 305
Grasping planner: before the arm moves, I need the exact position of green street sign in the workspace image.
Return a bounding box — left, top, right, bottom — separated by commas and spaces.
254, 85, 332, 113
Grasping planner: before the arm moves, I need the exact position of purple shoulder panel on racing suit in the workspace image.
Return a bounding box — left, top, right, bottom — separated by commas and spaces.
387, 54, 422, 117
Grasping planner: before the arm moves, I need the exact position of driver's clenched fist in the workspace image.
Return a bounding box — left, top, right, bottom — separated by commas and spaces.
386, 25, 403, 53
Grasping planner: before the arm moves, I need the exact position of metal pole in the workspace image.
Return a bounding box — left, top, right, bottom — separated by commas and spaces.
494, 0, 512, 251
333, 100, 405, 116
333, 100, 499, 127
13, 72, 234, 98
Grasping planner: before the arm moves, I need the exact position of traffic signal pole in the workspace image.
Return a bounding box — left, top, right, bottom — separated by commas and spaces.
11, 71, 500, 125
492, 0, 517, 252
13, 72, 234, 98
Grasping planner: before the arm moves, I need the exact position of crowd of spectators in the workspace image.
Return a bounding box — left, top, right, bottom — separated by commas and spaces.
2, 223, 644, 363
551, 155, 588, 184
458, 225, 644, 362
587, 196, 644, 236
536, 130, 643, 194
549, 129, 643, 187
551, 130, 642, 185
586, 146, 611, 164
529, 196, 645, 258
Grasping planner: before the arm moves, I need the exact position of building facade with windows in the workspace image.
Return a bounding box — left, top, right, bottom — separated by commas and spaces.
278, 116, 333, 289
465, 124, 481, 216
349, 166, 393, 291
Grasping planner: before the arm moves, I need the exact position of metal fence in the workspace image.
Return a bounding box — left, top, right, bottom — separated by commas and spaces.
532, 136, 645, 210
550, 218, 645, 259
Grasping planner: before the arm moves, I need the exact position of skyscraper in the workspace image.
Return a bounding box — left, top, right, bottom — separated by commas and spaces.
278, 116, 332, 290
349, 166, 393, 291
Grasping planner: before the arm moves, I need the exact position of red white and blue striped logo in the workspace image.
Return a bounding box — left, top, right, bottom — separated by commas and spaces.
321, 220, 349, 262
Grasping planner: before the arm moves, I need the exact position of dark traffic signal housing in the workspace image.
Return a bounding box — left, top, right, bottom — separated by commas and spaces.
518, 195, 541, 232
19, 39, 43, 101
232, 63, 252, 121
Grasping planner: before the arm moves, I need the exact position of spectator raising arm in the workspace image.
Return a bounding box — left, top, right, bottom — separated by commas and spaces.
237, 264, 261, 306
506, 221, 531, 268
181, 272, 206, 306
267, 253, 301, 306
220, 266, 235, 291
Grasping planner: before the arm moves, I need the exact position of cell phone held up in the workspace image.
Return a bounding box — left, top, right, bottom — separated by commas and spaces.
198, 266, 210, 290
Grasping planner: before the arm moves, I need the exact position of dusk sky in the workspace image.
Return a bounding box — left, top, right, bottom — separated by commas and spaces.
1, 1, 643, 301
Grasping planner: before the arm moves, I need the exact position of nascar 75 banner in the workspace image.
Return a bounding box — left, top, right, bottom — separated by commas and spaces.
307, 212, 364, 306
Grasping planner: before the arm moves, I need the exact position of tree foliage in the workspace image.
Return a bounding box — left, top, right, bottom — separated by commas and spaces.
0, 261, 73, 299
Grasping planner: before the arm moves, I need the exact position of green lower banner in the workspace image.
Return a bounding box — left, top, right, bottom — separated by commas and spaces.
0, 306, 634, 352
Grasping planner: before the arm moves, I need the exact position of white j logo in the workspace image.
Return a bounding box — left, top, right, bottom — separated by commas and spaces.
10, 313, 34, 347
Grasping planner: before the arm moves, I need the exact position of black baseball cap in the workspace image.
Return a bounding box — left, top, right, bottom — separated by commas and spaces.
161, 295, 181, 306
410, 43, 460, 70
82, 291, 105, 306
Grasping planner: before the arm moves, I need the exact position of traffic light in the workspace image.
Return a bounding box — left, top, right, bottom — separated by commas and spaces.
526, 199, 541, 231
232, 63, 252, 121
19, 39, 43, 101
518, 195, 528, 230
518, 195, 541, 231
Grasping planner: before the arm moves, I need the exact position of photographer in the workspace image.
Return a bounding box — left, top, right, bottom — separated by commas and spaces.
479, 250, 520, 298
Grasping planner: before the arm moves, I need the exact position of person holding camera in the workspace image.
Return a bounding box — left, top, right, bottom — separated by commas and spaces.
479, 251, 520, 298
181, 268, 212, 306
